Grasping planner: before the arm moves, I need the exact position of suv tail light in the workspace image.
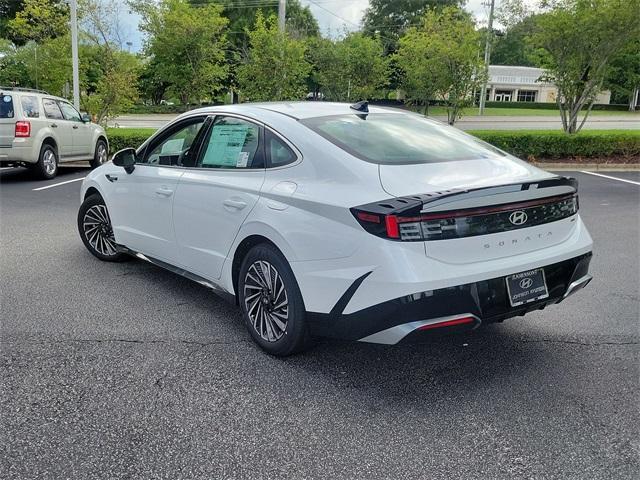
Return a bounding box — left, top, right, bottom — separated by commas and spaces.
15, 121, 31, 137
352, 193, 579, 242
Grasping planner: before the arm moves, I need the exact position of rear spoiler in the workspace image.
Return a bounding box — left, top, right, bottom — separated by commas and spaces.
356, 176, 578, 217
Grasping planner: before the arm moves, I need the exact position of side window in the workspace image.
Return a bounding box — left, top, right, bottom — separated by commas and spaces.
43, 99, 64, 120
1, 95, 14, 118
58, 102, 81, 122
265, 130, 297, 167
20, 96, 40, 118
198, 116, 262, 169
142, 118, 205, 166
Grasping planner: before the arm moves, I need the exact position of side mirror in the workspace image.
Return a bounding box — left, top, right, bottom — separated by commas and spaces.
81, 113, 91, 123
112, 147, 136, 174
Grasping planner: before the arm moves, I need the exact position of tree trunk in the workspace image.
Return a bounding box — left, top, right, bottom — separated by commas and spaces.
630, 87, 639, 111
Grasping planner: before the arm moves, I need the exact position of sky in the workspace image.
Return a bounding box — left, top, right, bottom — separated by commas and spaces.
118, 0, 537, 52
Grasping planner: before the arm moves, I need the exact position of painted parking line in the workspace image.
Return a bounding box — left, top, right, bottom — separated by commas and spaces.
32, 177, 86, 191
579, 171, 640, 186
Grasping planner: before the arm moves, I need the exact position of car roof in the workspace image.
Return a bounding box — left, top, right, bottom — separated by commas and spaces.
187, 101, 410, 120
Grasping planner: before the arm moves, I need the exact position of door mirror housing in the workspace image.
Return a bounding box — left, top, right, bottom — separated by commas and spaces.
81, 112, 91, 123
112, 148, 137, 174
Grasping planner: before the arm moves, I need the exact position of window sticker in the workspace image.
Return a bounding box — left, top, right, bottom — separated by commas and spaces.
236, 151, 249, 168
202, 124, 250, 167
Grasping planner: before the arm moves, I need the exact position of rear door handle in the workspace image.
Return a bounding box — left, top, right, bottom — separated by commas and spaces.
72, 125, 79, 129
223, 199, 247, 210
155, 186, 174, 197
50, 123, 58, 128
105, 174, 118, 183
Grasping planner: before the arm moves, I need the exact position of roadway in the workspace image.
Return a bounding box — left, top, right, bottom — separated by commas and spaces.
1, 168, 638, 479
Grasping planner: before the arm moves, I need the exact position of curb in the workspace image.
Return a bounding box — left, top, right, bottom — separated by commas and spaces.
534, 163, 640, 171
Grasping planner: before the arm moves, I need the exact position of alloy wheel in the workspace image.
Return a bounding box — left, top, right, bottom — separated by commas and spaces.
43, 149, 57, 176
96, 143, 107, 165
83, 204, 118, 256
243, 260, 289, 342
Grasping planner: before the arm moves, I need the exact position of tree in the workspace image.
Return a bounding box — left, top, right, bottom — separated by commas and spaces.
6, 0, 68, 45
0, 39, 31, 87
490, 16, 540, 67
362, 0, 462, 53
237, 12, 310, 101
310, 33, 388, 102
606, 39, 640, 111
79, 0, 140, 123
532, 0, 640, 133
0, 0, 25, 39
395, 7, 485, 124
135, 0, 229, 105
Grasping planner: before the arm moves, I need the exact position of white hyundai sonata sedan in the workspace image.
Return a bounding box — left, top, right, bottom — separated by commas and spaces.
78, 102, 593, 355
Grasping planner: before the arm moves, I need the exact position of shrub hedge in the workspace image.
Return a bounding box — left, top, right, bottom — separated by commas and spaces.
107, 128, 156, 152
472, 130, 640, 160
106, 127, 640, 161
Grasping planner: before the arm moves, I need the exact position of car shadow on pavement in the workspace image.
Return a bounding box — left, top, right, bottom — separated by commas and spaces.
0, 165, 88, 184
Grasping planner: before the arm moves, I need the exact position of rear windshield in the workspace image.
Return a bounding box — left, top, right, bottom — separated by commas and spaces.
301, 113, 506, 165
1, 94, 15, 118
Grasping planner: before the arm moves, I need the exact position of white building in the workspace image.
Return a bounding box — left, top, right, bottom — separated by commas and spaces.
485, 65, 611, 104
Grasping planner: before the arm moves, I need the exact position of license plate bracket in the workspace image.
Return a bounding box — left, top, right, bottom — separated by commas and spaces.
505, 268, 549, 307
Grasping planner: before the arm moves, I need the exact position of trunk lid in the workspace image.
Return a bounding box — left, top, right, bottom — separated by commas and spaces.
374, 160, 579, 264
378, 157, 554, 196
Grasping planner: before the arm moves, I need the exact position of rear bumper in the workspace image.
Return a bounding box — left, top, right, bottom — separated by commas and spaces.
0, 143, 37, 164
306, 253, 592, 344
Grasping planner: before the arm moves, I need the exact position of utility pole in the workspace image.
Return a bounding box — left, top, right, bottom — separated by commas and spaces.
278, 0, 286, 32
70, 0, 80, 110
479, 0, 495, 116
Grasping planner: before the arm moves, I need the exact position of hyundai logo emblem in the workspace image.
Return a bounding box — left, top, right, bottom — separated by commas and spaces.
509, 211, 528, 225
519, 278, 534, 289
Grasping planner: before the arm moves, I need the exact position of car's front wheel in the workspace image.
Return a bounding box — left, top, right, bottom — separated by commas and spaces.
90, 139, 108, 169
238, 244, 311, 356
77, 194, 129, 262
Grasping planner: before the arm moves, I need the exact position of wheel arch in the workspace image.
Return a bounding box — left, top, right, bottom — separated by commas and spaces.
41, 136, 58, 151
96, 134, 109, 153
84, 186, 102, 201
230, 234, 283, 304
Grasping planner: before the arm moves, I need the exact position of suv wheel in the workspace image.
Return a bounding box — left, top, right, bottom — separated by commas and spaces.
238, 244, 312, 356
90, 139, 108, 169
77, 194, 129, 262
32, 143, 58, 179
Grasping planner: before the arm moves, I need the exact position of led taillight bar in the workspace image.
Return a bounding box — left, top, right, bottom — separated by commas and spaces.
15, 121, 30, 138
351, 193, 578, 241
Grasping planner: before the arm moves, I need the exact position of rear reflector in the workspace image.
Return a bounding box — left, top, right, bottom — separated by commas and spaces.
15, 121, 31, 137
418, 316, 476, 330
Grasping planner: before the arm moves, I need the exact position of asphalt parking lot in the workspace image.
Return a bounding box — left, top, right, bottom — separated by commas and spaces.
1, 167, 638, 479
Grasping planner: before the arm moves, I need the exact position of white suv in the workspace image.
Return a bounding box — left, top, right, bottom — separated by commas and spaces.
0, 87, 108, 179
78, 102, 593, 356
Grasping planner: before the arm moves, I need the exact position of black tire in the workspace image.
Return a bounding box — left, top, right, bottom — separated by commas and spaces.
77, 194, 129, 262
32, 143, 58, 179
238, 244, 312, 356
90, 138, 108, 169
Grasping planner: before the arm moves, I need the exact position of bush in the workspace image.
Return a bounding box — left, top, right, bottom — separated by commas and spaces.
470, 130, 640, 160
106, 128, 156, 152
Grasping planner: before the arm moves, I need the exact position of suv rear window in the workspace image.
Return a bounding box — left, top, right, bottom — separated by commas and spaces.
21, 96, 40, 118
301, 113, 506, 165
1, 94, 14, 118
